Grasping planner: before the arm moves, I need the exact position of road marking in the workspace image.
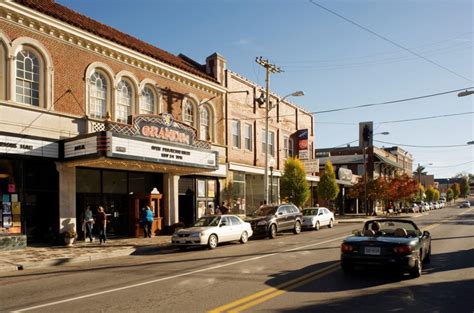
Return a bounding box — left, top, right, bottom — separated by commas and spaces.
12, 235, 348, 312
209, 263, 339, 313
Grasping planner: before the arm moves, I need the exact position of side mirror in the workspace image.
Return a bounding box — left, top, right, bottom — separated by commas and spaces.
423, 230, 430, 237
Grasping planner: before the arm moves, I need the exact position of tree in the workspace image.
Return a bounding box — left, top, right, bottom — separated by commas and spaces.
317, 160, 340, 209
433, 189, 440, 202
347, 176, 388, 214
459, 176, 470, 198
425, 185, 436, 202
386, 174, 419, 202
446, 188, 454, 202
417, 184, 425, 201
451, 182, 461, 200
280, 157, 310, 208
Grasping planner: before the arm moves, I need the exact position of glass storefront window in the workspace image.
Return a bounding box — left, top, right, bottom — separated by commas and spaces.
103, 171, 127, 194
77, 168, 100, 193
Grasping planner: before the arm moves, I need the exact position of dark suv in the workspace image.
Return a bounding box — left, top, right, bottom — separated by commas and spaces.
245, 204, 303, 238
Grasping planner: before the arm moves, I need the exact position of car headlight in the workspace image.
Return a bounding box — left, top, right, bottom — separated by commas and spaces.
257, 220, 268, 226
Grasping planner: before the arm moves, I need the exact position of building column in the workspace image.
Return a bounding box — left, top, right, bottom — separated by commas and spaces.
55, 163, 76, 233
163, 173, 179, 226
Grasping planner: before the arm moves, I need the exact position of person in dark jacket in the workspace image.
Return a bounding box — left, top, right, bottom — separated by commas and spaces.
96, 206, 107, 244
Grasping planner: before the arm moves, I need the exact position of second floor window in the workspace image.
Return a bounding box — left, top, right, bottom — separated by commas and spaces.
200, 107, 210, 141
289, 138, 294, 157
183, 101, 194, 126
244, 124, 253, 151
283, 136, 289, 158
16, 50, 40, 106
116, 80, 132, 123
140, 87, 154, 114
89, 71, 107, 119
232, 120, 241, 148
261, 131, 275, 156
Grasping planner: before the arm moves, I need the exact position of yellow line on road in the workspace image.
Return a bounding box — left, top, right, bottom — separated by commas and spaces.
208, 262, 339, 313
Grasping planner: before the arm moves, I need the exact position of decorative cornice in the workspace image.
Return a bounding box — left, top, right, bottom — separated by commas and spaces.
0, 3, 226, 96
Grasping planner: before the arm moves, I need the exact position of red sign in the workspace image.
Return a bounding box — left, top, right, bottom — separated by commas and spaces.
8, 184, 15, 193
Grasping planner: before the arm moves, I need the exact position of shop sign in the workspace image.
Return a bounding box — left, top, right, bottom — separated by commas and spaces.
64, 136, 98, 158
297, 129, 309, 160
0, 135, 58, 158
338, 168, 353, 181
110, 136, 217, 169
137, 116, 194, 146
302, 159, 319, 173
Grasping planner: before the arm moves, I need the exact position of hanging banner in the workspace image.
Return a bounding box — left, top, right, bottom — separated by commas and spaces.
297, 129, 309, 160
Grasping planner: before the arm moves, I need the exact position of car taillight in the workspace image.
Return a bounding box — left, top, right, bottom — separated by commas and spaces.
341, 243, 353, 253
394, 245, 412, 254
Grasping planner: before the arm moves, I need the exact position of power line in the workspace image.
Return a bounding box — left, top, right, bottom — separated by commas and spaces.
378, 112, 474, 124
308, 0, 473, 82
237, 86, 474, 121
428, 161, 474, 169
374, 139, 473, 148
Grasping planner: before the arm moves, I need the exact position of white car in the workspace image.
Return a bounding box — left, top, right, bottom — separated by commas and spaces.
459, 201, 471, 208
301, 207, 335, 230
172, 215, 253, 250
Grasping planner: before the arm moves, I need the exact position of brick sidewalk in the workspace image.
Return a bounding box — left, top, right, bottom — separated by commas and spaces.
0, 236, 172, 273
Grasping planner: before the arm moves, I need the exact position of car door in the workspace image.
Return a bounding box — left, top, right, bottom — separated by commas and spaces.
229, 216, 244, 241
276, 206, 290, 230
323, 208, 332, 225
317, 208, 326, 226
218, 216, 233, 242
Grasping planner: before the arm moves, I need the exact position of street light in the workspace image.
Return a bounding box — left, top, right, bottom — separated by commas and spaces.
467, 141, 474, 145
362, 131, 389, 215
457, 90, 474, 97
262, 90, 304, 204
269, 158, 275, 204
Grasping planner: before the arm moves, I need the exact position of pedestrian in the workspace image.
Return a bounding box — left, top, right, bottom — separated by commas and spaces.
83, 205, 94, 242
142, 205, 154, 238
220, 201, 229, 214
205, 204, 214, 215
96, 206, 107, 244
215, 206, 222, 215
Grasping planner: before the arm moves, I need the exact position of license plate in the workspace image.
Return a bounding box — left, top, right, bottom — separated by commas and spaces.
364, 247, 381, 255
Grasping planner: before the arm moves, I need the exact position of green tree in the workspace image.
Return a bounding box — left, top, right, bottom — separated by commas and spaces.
446, 188, 454, 201
425, 186, 436, 202
317, 160, 340, 209
433, 189, 440, 202
280, 157, 310, 207
451, 182, 461, 200
459, 176, 470, 198
416, 184, 425, 201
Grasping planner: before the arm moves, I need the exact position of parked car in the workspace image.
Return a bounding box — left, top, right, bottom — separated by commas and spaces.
459, 201, 471, 208
403, 203, 419, 214
301, 207, 335, 230
245, 204, 303, 238
171, 215, 253, 250
416, 202, 429, 212
340, 219, 431, 278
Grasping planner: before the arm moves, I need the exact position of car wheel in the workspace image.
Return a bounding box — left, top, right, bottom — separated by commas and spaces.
293, 221, 301, 234
240, 231, 249, 244
315, 221, 320, 231
424, 245, 431, 264
269, 224, 277, 239
328, 219, 334, 228
410, 256, 422, 278
208, 234, 218, 249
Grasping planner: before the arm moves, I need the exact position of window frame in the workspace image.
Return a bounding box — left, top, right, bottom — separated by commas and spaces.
89, 70, 109, 120
116, 79, 134, 123
244, 123, 253, 151
232, 120, 241, 149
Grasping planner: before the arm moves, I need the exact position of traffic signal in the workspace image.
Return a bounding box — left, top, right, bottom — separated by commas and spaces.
363, 125, 370, 142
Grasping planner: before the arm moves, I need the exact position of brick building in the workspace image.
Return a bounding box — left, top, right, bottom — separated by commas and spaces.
0, 0, 316, 243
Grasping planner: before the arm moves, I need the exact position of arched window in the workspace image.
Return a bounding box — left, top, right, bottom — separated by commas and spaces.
15, 50, 40, 106
183, 101, 194, 126
116, 80, 132, 123
140, 86, 155, 114
200, 107, 210, 141
89, 71, 108, 119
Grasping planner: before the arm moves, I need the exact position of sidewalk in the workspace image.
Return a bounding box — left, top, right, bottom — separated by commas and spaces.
0, 235, 172, 274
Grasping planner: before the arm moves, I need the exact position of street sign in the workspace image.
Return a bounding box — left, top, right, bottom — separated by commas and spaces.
302, 159, 319, 173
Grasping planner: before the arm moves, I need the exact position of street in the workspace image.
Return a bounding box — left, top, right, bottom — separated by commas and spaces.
1, 205, 473, 313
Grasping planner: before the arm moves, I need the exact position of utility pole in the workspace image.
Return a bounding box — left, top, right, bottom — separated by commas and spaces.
256, 57, 282, 204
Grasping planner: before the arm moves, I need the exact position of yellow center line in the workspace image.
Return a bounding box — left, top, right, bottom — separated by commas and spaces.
208, 263, 339, 313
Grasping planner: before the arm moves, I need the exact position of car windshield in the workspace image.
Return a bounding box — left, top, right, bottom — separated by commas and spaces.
302, 209, 318, 216
250, 206, 277, 216
192, 216, 221, 227
364, 220, 420, 237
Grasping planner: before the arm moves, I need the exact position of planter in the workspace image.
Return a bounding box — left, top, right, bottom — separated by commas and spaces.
64, 237, 75, 246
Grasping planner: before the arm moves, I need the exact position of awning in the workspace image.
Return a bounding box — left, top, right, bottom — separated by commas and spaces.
374, 152, 403, 169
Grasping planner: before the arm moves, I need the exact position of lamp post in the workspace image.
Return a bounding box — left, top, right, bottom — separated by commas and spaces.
457, 90, 474, 97
269, 158, 275, 204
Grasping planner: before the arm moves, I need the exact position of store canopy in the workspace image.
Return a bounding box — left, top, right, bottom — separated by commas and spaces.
374, 152, 403, 169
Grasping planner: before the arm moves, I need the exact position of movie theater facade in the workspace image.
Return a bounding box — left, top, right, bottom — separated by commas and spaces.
0, 1, 227, 241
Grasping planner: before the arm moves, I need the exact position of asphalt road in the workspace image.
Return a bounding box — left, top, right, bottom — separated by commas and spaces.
1, 204, 473, 313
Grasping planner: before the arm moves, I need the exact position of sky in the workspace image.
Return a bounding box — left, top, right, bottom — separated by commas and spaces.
57, 0, 474, 178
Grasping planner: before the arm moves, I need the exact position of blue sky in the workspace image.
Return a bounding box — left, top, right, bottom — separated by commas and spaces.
57, 0, 473, 178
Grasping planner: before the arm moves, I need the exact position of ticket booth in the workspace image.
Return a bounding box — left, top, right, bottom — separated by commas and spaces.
130, 193, 162, 237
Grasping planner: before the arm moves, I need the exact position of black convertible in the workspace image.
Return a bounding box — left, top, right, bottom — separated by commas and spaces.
340, 219, 431, 278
